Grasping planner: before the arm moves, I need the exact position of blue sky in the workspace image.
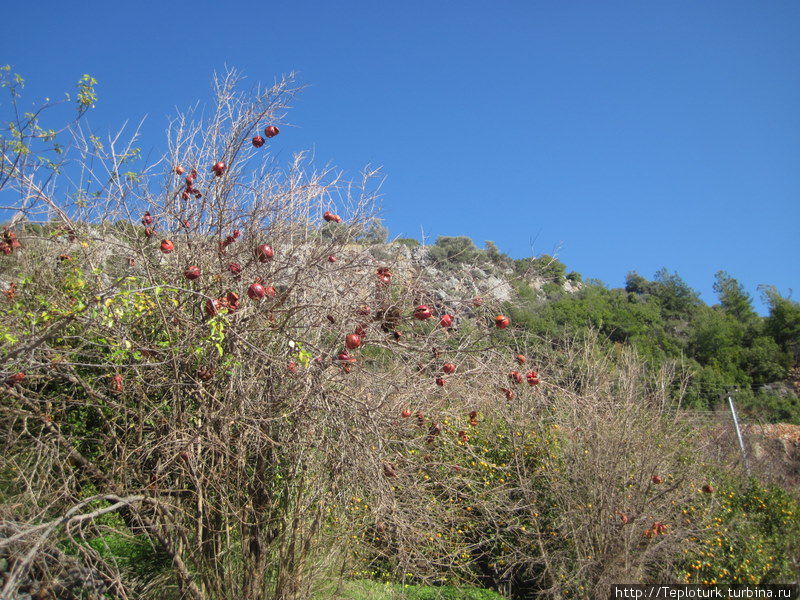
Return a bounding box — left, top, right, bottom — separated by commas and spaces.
3, 1, 798, 312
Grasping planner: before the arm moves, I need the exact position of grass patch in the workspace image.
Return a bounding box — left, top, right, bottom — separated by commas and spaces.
324, 579, 505, 600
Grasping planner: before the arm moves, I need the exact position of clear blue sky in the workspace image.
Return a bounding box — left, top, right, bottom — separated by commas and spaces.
3, 1, 798, 313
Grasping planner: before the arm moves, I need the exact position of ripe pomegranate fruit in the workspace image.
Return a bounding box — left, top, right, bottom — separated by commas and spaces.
337, 351, 356, 364
5, 372, 26, 386
414, 305, 433, 320
205, 298, 219, 317
509, 371, 523, 384
516, 354, 526, 365
440, 314, 454, 328
228, 263, 242, 275
252, 135, 265, 148
211, 161, 226, 176
436, 376, 446, 387
328, 255, 337, 263
442, 363, 456, 375
255, 244, 274, 262
184, 265, 201, 280
110, 374, 124, 395
0, 243, 12, 255
160, 239, 174, 254
345, 333, 362, 350
248, 282, 266, 300
175, 166, 185, 175
264, 125, 280, 138
502, 387, 515, 400
644, 521, 668, 538
226, 291, 241, 311
144, 227, 155, 238
220, 235, 236, 250
495, 314, 510, 329
401, 409, 413, 418
141, 211, 153, 225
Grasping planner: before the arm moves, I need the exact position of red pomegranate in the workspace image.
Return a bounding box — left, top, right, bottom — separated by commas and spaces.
211, 161, 227, 176
255, 244, 274, 263
414, 305, 433, 320
345, 334, 362, 350
248, 282, 266, 300
184, 265, 201, 280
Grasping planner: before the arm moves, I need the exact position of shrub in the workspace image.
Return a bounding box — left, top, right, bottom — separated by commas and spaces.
676, 478, 800, 585
514, 255, 566, 284
427, 236, 483, 266
353, 336, 726, 598
0, 69, 511, 600
483, 241, 513, 271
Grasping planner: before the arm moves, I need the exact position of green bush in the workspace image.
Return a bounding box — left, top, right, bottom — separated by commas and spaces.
514, 255, 566, 284
333, 580, 504, 600
676, 478, 800, 585
427, 236, 483, 265
483, 241, 513, 270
